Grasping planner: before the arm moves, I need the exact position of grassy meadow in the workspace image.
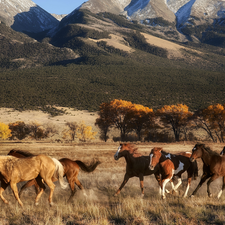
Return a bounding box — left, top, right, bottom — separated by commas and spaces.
0, 141, 225, 225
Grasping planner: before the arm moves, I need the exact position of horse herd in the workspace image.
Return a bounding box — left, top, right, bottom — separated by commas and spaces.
0, 143, 225, 207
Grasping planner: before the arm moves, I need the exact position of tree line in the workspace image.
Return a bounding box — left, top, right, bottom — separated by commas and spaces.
1, 99, 225, 143
0, 121, 97, 142
95, 99, 225, 142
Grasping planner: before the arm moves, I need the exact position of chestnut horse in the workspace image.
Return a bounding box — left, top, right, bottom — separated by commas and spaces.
0, 154, 67, 207
149, 147, 198, 199
7, 149, 101, 201
190, 143, 225, 198
114, 143, 161, 197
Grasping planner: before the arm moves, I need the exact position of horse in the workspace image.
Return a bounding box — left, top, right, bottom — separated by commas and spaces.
149, 147, 198, 199
114, 143, 161, 197
190, 143, 225, 198
7, 149, 101, 201
220, 146, 225, 156
0, 154, 67, 207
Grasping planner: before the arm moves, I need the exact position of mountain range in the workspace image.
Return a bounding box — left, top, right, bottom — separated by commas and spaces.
0, 0, 225, 111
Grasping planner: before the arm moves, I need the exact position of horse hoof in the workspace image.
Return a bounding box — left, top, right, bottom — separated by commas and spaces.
190, 195, 195, 198
162, 196, 166, 200
35, 202, 39, 206
208, 193, 212, 198
50, 202, 54, 207
141, 194, 144, 198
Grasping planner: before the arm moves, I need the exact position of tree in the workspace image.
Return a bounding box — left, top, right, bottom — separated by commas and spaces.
28, 122, 49, 140
0, 122, 12, 140
77, 121, 97, 142
95, 102, 114, 142
62, 122, 79, 142
157, 104, 193, 141
202, 104, 225, 142
8, 121, 30, 140
109, 99, 133, 141
128, 103, 154, 141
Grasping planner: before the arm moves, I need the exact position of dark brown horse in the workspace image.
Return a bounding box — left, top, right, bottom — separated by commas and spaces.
149, 147, 198, 199
8, 149, 101, 201
114, 143, 161, 197
190, 143, 225, 198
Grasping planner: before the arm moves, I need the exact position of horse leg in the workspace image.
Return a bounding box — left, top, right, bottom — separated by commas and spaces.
10, 182, 23, 207
190, 172, 211, 197
41, 179, 55, 206
74, 177, 87, 197
183, 176, 192, 198
139, 174, 144, 197
114, 173, 130, 196
161, 177, 172, 199
35, 176, 46, 205
206, 174, 219, 198
19, 179, 40, 197
0, 180, 9, 204
173, 177, 182, 192
218, 176, 225, 199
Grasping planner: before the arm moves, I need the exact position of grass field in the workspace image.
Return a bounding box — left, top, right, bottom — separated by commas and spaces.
0, 141, 225, 224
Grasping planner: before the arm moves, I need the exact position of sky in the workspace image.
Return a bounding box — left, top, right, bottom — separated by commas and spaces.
33, 0, 86, 15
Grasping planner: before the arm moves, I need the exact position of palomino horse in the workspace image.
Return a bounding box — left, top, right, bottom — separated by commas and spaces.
0, 154, 67, 207
190, 143, 225, 198
8, 149, 101, 201
114, 143, 161, 197
149, 147, 198, 199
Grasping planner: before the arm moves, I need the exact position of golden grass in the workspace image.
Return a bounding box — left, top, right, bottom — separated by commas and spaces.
0, 142, 225, 224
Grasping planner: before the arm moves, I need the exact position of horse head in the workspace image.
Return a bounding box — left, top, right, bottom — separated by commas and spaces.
149, 147, 162, 170
190, 144, 204, 162
114, 143, 138, 160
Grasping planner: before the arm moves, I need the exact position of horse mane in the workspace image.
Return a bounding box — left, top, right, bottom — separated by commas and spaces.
123, 143, 142, 158
199, 144, 220, 156
8, 149, 35, 157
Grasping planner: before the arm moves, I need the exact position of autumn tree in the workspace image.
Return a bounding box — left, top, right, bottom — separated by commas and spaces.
95, 102, 114, 142
200, 104, 225, 142
62, 122, 79, 141
8, 121, 30, 140
157, 104, 193, 141
28, 122, 50, 140
0, 122, 11, 140
108, 99, 134, 141
128, 103, 154, 141
77, 121, 97, 142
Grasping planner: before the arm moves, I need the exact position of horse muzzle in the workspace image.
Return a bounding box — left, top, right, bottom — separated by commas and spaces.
190, 157, 195, 162
114, 155, 119, 160
149, 165, 154, 170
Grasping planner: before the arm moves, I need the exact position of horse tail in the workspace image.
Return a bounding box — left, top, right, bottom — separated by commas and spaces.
75, 160, 101, 173
51, 158, 68, 189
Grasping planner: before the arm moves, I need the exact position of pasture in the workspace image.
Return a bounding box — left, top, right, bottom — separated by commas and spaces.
0, 141, 225, 224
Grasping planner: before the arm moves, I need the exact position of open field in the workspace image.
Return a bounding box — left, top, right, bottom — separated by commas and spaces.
0, 141, 225, 224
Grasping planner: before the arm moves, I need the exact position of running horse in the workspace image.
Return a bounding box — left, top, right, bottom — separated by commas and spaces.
8, 149, 101, 201
190, 143, 225, 198
114, 143, 161, 197
149, 147, 198, 199
0, 154, 67, 207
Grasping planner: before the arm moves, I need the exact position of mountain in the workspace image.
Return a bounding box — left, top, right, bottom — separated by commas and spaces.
1, 0, 225, 111
78, 0, 225, 45
0, 0, 59, 33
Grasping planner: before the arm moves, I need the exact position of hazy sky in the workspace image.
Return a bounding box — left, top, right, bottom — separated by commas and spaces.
33, 0, 86, 14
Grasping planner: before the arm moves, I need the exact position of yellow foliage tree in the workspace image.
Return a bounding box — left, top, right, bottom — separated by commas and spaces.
203, 104, 225, 142
0, 122, 12, 140
157, 104, 193, 141
77, 121, 97, 142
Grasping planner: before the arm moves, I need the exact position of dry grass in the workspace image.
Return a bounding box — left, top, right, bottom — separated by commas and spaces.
0, 141, 225, 224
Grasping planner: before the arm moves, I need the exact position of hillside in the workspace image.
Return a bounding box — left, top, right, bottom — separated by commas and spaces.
1, 10, 225, 112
